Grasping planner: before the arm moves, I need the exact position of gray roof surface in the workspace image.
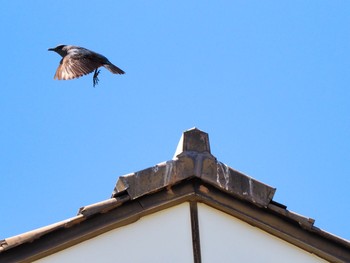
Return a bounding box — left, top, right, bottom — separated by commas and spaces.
1, 128, 349, 262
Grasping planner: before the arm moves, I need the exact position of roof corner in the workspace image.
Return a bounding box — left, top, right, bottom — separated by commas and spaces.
173, 127, 210, 158
112, 128, 275, 207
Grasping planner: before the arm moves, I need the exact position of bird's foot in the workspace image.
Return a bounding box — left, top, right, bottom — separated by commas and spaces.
93, 69, 101, 87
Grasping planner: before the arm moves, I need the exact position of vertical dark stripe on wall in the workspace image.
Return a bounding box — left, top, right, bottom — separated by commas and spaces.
190, 201, 202, 263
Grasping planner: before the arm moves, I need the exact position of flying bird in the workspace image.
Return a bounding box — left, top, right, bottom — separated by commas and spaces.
48, 45, 125, 87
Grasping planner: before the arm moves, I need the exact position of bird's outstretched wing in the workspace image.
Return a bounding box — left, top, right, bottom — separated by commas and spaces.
54, 56, 101, 80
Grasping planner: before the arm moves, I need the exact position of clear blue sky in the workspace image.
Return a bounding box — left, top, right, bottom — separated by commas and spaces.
1, 1, 349, 241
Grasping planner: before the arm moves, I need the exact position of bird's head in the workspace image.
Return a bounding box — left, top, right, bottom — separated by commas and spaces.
48, 44, 68, 57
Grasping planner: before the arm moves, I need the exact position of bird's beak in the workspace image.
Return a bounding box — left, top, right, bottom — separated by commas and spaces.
48, 48, 54, 51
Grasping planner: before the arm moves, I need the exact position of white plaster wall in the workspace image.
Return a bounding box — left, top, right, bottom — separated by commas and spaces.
198, 203, 326, 263
36, 203, 193, 263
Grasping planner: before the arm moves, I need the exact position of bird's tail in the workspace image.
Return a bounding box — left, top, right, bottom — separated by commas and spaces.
104, 63, 125, 75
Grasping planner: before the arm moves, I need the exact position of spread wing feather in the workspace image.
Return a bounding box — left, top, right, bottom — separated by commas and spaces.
54, 56, 101, 80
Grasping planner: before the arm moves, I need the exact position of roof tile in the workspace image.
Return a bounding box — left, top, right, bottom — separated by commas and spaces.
112, 128, 275, 207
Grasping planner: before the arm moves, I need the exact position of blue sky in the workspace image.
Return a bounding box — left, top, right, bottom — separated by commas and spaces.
1, 1, 349, 241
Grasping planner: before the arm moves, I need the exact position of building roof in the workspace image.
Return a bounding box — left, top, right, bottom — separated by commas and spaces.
1, 128, 349, 262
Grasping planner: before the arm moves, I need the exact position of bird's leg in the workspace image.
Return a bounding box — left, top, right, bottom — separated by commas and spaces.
93, 69, 101, 87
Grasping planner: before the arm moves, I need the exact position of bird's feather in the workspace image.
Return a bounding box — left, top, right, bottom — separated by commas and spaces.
104, 63, 125, 75
54, 56, 102, 80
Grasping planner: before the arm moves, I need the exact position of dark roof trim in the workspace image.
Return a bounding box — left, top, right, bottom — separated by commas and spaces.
1, 179, 349, 263
0, 195, 130, 254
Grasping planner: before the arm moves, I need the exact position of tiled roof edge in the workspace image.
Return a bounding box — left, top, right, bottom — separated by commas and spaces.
0, 195, 130, 253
